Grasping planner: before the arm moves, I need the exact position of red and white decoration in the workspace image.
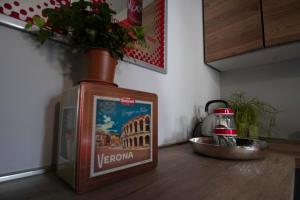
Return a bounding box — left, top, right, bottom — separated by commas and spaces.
0, 0, 69, 21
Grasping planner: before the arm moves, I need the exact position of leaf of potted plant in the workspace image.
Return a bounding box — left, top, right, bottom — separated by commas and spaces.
25, 0, 146, 86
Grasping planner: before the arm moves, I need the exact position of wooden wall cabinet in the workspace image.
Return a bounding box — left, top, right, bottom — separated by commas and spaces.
203, 0, 264, 63
262, 0, 300, 47
204, 0, 300, 70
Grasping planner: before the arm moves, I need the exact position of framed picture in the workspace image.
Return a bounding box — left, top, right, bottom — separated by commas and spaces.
90, 96, 153, 177
0, 0, 167, 74
57, 82, 158, 193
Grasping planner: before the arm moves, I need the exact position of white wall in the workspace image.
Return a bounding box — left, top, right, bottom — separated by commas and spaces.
116, 0, 220, 145
0, 0, 220, 175
0, 25, 65, 175
221, 59, 300, 140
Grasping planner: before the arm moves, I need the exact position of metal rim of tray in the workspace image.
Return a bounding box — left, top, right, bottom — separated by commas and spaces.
189, 137, 267, 160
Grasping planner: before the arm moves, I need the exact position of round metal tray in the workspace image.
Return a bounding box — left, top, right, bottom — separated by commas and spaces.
189, 137, 268, 160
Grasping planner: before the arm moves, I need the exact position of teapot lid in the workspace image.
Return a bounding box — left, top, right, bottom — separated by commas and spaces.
213, 108, 234, 115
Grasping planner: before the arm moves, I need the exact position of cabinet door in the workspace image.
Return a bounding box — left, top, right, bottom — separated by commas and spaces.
262, 0, 300, 47
204, 0, 264, 63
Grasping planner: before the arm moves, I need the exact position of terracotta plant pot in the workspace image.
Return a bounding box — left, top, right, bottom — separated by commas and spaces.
85, 48, 118, 86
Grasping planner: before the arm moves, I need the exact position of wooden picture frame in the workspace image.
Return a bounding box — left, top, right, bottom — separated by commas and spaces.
0, 0, 167, 74
57, 82, 158, 193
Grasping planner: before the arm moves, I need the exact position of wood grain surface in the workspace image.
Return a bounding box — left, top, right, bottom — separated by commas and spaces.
262, 0, 300, 47
265, 138, 300, 168
0, 143, 295, 200
203, 0, 264, 63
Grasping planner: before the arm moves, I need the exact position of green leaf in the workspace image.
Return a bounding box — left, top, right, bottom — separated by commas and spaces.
42, 8, 53, 16
85, 28, 97, 42
99, 3, 116, 15
32, 16, 46, 28
37, 30, 50, 44
25, 21, 33, 30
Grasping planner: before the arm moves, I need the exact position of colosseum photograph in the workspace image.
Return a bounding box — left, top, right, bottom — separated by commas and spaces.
91, 96, 153, 177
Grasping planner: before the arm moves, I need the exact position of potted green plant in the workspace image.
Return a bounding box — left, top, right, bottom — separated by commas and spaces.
227, 92, 279, 138
25, 0, 145, 85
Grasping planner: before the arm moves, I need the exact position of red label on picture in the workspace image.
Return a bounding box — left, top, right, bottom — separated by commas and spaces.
120, 97, 135, 105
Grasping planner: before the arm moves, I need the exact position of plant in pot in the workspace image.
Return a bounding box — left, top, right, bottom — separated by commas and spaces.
25, 0, 146, 85
227, 92, 279, 139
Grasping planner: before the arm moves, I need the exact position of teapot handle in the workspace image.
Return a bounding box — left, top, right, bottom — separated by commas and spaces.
205, 100, 229, 113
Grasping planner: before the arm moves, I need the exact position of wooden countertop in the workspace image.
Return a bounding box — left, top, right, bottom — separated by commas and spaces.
263, 138, 300, 168
0, 143, 295, 200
